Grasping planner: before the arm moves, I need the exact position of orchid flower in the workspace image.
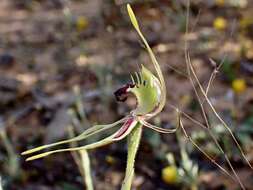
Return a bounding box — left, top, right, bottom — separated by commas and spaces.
21, 4, 249, 190
22, 4, 176, 162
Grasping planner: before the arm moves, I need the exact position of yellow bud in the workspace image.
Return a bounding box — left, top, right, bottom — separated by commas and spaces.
76, 17, 88, 31
213, 17, 227, 30
162, 166, 178, 184
105, 155, 116, 165
232, 79, 247, 93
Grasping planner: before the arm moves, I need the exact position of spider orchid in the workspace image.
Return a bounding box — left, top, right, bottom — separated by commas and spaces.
21, 4, 176, 162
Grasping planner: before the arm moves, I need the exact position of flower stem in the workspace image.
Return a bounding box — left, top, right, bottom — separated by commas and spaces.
121, 122, 142, 190
68, 127, 94, 190
79, 149, 94, 190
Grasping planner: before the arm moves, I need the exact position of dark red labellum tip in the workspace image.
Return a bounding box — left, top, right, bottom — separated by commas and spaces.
114, 83, 134, 102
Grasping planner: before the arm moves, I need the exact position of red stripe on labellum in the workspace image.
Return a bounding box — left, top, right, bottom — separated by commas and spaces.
114, 118, 134, 139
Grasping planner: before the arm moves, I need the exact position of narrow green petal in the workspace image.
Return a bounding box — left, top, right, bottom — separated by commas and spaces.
22, 117, 128, 155
140, 119, 178, 133
25, 119, 138, 161
26, 135, 114, 161
127, 4, 166, 116
26, 152, 52, 161
127, 4, 140, 31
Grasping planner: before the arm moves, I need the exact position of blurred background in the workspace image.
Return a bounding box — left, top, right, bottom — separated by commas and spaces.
0, 0, 252, 189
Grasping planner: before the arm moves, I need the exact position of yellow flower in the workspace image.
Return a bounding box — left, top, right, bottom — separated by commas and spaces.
215, 0, 225, 6
240, 17, 253, 29
213, 17, 227, 30
232, 79, 247, 93
162, 166, 178, 184
76, 16, 88, 31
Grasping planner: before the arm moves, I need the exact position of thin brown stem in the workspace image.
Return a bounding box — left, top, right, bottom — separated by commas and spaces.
183, 1, 249, 189
185, 49, 246, 190
187, 52, 252, 170
178, 117, 236, 181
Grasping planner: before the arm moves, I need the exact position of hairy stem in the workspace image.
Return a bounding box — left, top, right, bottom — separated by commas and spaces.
121, 123, 142, 190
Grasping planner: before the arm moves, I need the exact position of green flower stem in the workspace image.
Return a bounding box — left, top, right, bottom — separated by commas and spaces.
121, 122, 142, 190
79, 149, 94, 190
68, 127, 94, 190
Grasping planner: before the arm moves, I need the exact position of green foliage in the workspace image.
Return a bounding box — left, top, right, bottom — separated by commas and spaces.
236, 117, 253, 150
221, 58, 236, 82
192, 114, 253, 159
0, 128, 19, 179
164, 133, 199, 189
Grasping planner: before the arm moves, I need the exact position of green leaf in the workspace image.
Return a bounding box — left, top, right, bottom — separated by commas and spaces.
221, 58, 236, 82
